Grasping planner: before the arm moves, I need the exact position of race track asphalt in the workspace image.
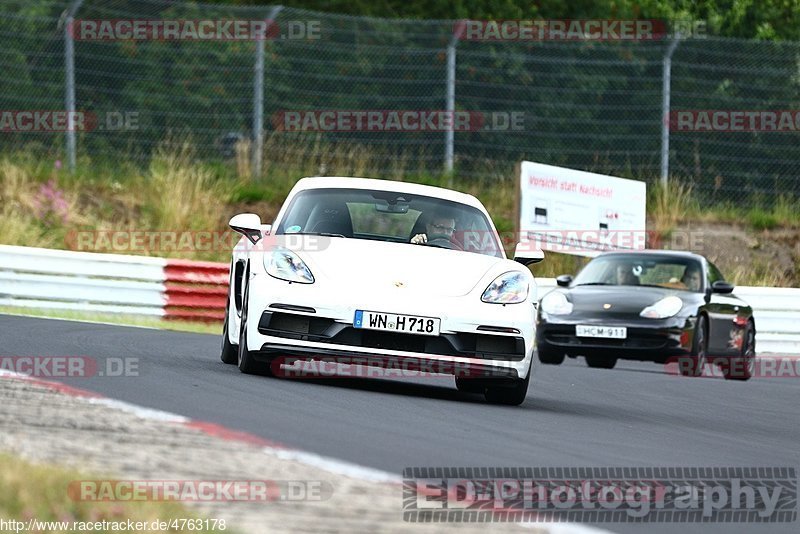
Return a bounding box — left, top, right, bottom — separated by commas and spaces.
2, 314, 798, 534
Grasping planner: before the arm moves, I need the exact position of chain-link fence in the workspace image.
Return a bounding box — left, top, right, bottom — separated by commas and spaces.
2, 0, 800, 206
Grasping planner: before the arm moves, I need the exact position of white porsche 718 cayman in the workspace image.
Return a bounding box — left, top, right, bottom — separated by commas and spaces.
221, 177, 543, 405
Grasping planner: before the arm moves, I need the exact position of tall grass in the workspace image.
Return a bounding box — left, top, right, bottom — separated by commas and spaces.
1, 139, 797, 285
141, 139, 227, 231
648, 180, 695, 238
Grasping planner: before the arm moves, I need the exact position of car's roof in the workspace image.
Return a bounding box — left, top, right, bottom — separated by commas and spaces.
597, 250, 706, 262
292, 176, 486, 211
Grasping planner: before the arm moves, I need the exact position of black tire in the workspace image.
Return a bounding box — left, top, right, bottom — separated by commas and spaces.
455, 376, 485, 394
722, 321, 755, 381
680, 315, 708, 377
537, 348, 565, 365
484, 371, 530, 406
237, 271, 273, 376
585, 355, 617, 369
220, 310, 238, 364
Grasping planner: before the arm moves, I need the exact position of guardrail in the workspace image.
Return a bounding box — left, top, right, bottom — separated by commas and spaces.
0, 245, 228, 322
0, 245, 797, 353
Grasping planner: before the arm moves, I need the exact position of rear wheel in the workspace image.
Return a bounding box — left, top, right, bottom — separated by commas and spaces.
722, 321, 755, 381
237, 272, 273, 376
537, 348, 565, 365
680, 316, 708, 377
484, 371, 530, 406
585, 355, 617, 369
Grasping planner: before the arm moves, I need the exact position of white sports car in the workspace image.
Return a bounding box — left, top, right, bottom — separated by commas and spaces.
221, 177, 543, 405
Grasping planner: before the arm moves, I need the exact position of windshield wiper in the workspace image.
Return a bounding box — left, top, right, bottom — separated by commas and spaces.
574, 282, 611, 286
295, 232, 346, 238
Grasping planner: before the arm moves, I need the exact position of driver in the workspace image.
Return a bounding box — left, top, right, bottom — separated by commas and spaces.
411, 213, 456, 245
614, 262, 639, 285
681, 264, 703, 291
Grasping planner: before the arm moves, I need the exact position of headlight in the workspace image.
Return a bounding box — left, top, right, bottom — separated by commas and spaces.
540, 291, 573, 315
640, 296, 683, 319
481, 272, 529, 304
264, 248, 314, 284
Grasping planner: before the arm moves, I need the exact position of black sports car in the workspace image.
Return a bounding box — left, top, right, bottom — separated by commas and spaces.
536, 251, 755, 380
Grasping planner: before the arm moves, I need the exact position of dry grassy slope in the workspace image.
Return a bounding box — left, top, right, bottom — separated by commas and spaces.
659, 221, 800, 286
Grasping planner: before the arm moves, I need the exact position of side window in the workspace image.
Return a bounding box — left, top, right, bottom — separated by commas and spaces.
707, 262, 724, 285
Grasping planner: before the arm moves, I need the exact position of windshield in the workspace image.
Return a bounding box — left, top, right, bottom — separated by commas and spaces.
275, 188, 503, 257
572, 254, 705, 292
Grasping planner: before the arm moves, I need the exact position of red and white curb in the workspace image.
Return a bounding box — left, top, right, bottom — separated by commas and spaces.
0, 368, 615, 534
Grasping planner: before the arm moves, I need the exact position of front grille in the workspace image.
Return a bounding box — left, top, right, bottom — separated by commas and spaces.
257, 311, 525, 360
546, 334, 666, 349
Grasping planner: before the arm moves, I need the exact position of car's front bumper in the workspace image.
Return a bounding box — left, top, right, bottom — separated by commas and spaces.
244, 271, 536, 379
536, 314, 695, 362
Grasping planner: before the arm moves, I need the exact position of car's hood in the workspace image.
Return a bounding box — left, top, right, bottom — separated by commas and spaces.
285, 237, 512, 297
564, 285, 695, 315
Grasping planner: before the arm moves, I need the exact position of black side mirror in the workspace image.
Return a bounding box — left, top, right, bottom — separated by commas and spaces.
712, 280, 735, 294
556, 274, 573, 287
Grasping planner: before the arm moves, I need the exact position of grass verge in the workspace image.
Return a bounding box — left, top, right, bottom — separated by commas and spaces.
0, 453, 230, 533
0, 307, 219, 335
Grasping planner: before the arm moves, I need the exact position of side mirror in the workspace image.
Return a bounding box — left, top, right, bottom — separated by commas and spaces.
513, 242, 544, 266
711, 280, 735, 294
229, 213, 263, 245
556, 274, 573, 287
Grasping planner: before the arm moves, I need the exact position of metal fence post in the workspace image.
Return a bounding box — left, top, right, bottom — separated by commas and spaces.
64, 0, 85, 173
444, 23, 465, 179
660, 36, 681, 187
253, 5, 284, 180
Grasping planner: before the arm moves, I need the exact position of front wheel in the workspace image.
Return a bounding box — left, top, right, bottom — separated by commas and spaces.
585, 355, 617, 369
220, 311, 238, 364
484, 371, 530, 406
537, 348, 565, 365
455, 376, 485, 394
237, 272, 273, 376
680, 316, 708, 377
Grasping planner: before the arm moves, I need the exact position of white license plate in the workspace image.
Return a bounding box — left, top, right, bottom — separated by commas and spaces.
354, 310, 441, 336
576, 325, 627, 339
